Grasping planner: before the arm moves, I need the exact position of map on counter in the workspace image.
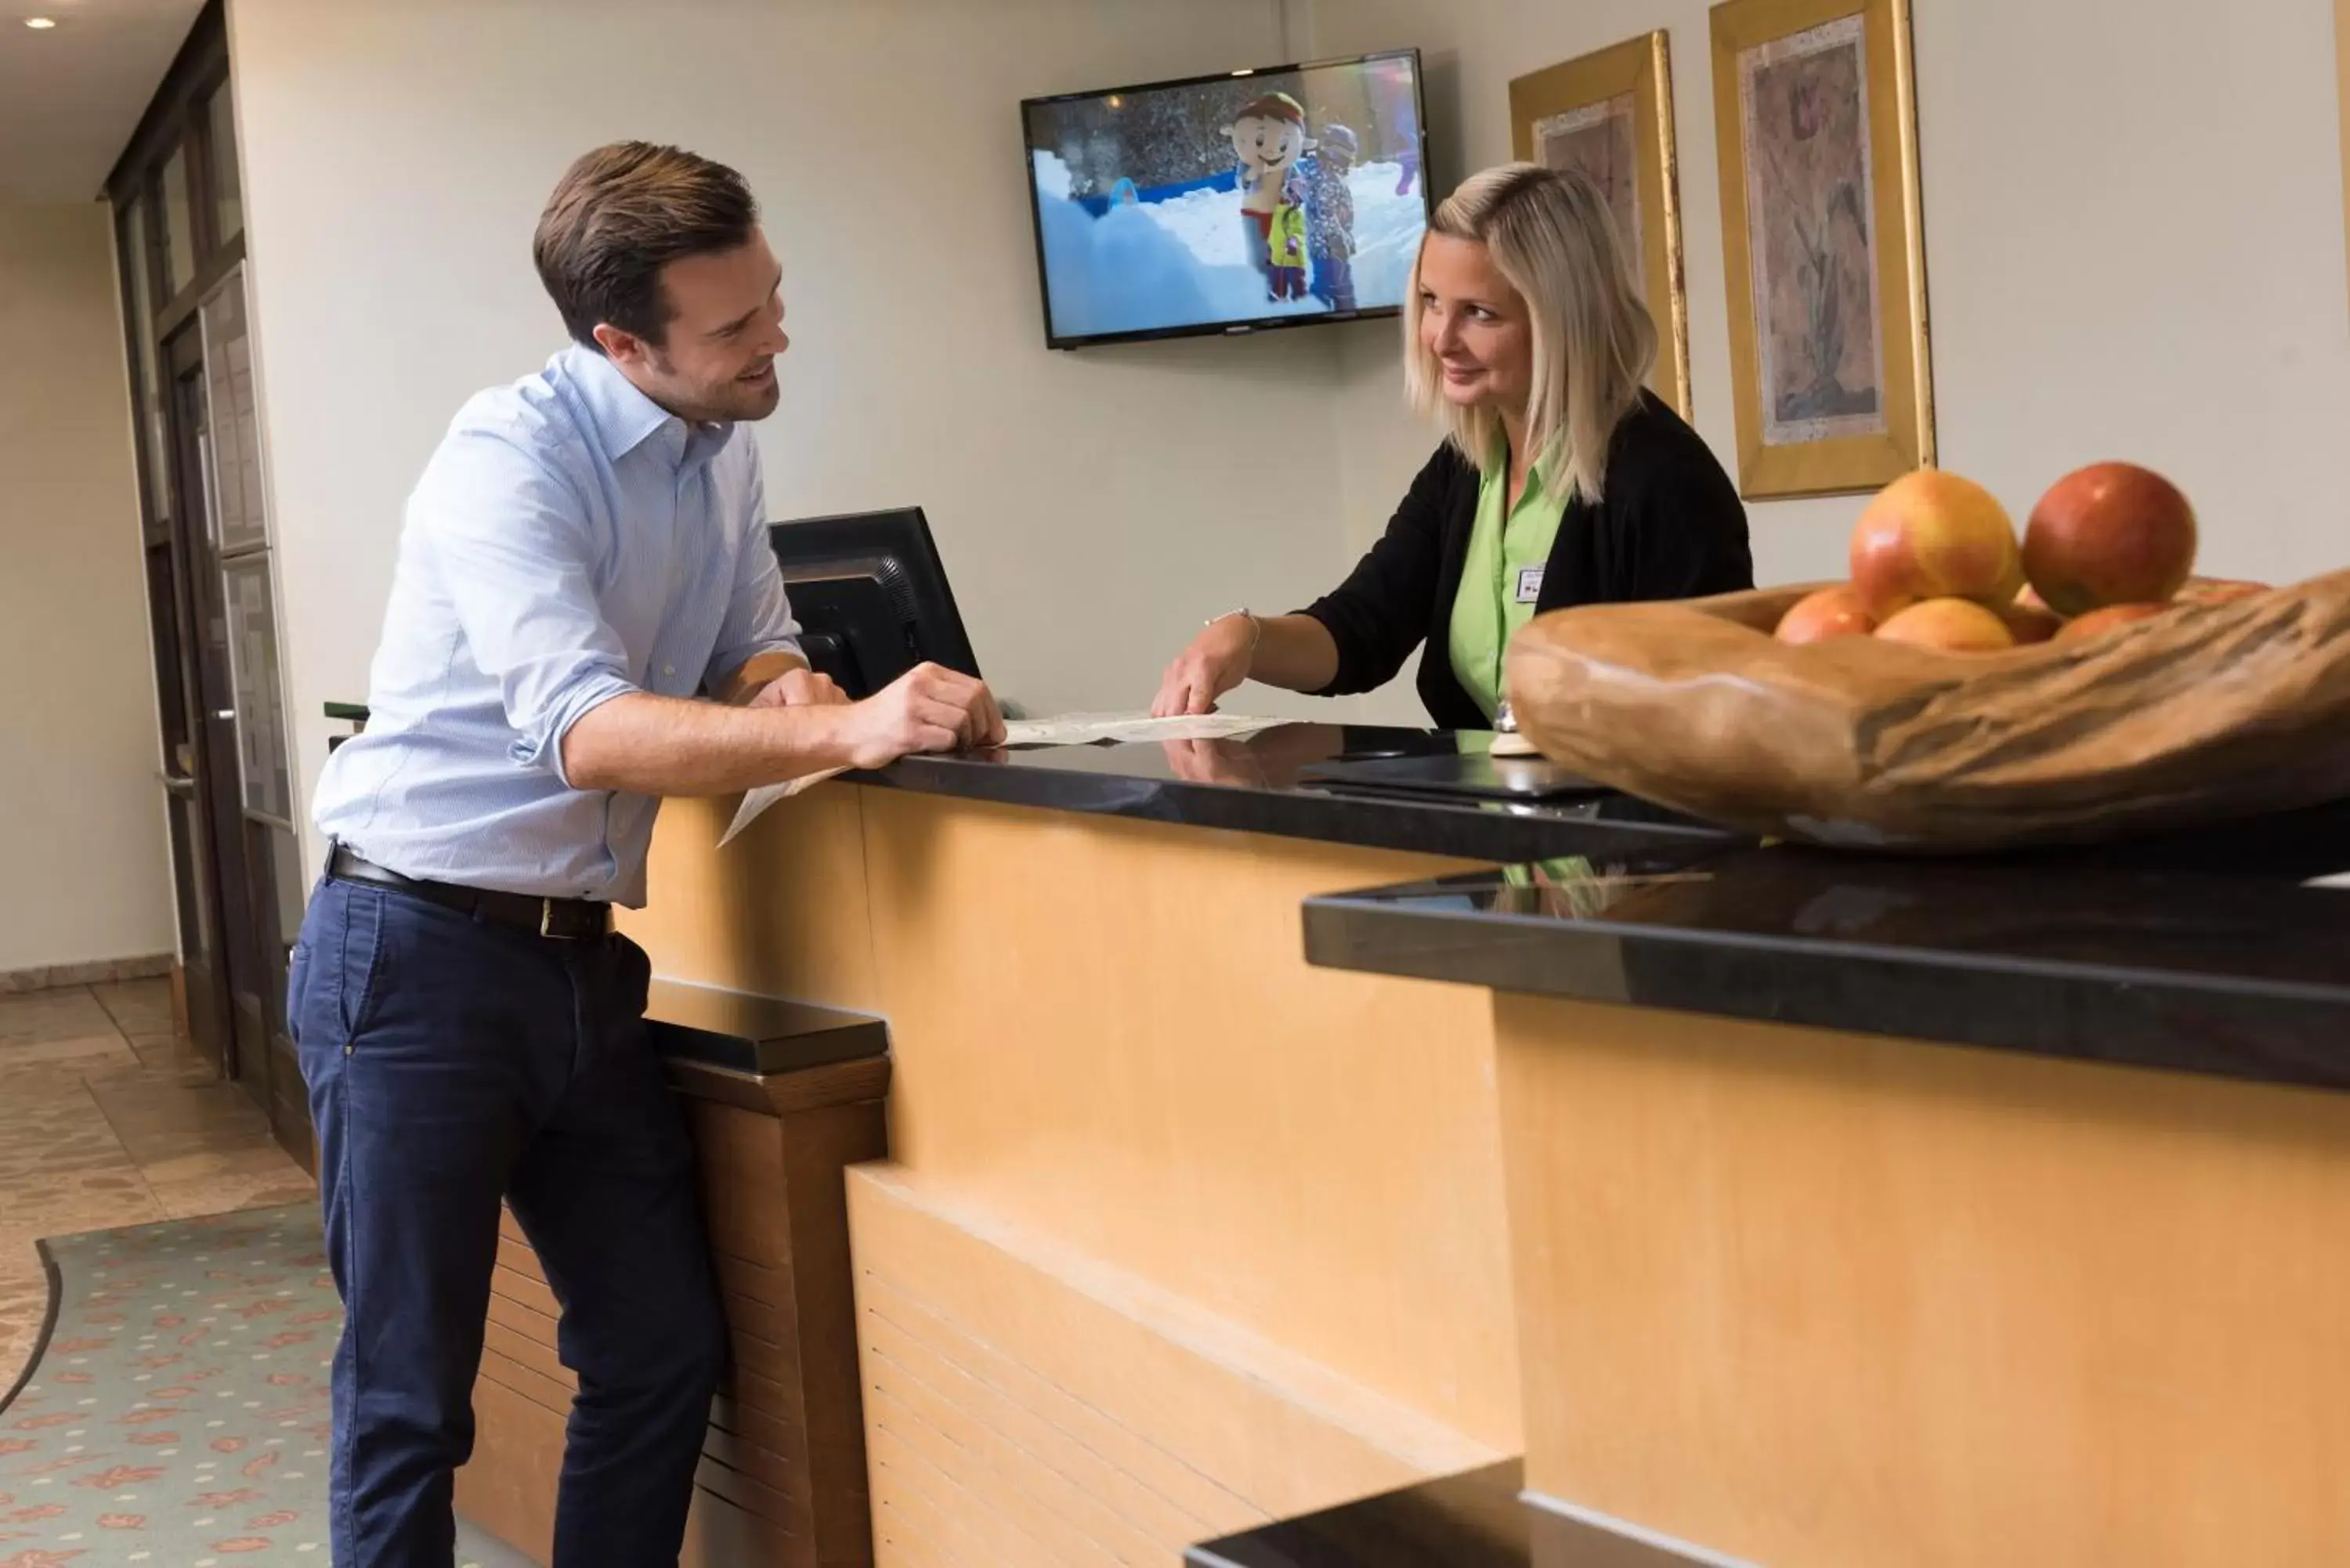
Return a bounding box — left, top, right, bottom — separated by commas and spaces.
718, 712, 1289, 847
1000, 711, 1286, 747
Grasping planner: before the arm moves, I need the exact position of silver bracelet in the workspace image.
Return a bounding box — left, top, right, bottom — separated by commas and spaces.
1208, 609, 1263, 656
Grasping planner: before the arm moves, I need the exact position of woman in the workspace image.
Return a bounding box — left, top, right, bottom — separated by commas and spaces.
1152, 163, 1752, 727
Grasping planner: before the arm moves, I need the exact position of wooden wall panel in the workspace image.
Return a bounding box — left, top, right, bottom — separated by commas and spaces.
456, 1379, 792, 1568
620, 783, 1528, 1554
620, 786, 879, 1012
848, 1164, 1507, 1568
459, 1067, 887, 1567
457, 1375, 568, 1563
2339, 0, 2350, 320
1494, 991, 2350, 1567
852, 790, 1520, 1452
774, 1096, 890, 1562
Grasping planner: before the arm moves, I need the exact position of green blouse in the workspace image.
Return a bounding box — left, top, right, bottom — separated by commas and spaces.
1446, 451, 1571, 721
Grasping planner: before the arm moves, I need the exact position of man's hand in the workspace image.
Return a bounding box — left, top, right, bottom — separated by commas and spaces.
747, 666, 847, 710
839, 663, 1005, 769
561, 662, 996, 797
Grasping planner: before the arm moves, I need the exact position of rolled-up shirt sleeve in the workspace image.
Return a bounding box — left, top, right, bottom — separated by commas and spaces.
414, 428, 638, 786
703, 445, 804, 691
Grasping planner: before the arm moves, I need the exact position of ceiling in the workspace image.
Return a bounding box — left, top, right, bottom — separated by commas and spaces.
0, 0, 205, 205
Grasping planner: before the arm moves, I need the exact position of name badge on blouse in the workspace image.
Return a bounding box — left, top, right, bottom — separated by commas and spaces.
1515, 566, 1545, 605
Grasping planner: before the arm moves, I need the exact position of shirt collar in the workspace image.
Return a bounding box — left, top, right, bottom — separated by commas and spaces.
1487, 435, 1552, 497
559, 342, 735, 466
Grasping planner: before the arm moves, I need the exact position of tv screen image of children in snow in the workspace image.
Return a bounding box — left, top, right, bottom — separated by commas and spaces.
1025, 57, 1426, 344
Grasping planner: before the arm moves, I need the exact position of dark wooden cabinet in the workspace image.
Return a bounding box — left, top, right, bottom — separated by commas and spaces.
456, 1044, 888, 1568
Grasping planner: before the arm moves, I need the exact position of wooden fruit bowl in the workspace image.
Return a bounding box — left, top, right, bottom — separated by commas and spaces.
1503, 570, 2350, 851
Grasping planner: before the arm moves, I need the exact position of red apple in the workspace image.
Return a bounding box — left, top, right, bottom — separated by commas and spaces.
1774, 585, 1878, 645
2023, 463, 2197, 616
2052, 602, 2176, 644
1875, 598, 2018, 653
1849, 469, 2023, 618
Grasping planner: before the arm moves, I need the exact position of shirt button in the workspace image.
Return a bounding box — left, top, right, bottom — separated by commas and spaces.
663, 663, 675, 677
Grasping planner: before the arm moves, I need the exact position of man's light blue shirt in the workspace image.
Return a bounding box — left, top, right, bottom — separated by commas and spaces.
313, 344, 800, 906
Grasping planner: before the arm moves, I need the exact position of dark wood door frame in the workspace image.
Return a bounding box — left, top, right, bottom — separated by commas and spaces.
107, 2, 318, 1164
120, 207, 233, 1079
163, 322, 277, 1100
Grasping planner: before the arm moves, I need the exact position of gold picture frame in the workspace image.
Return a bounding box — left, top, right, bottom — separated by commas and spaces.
1711, 0, 1932, 498
1509, 31, 1692, 421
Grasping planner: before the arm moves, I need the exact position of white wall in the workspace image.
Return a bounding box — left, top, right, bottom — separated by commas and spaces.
1298, 0, 2350, 722
230, 0, 1398, 873
0, 203, 175, 974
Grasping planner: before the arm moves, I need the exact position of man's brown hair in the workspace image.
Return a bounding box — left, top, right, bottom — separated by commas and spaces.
533, 142, 758, 352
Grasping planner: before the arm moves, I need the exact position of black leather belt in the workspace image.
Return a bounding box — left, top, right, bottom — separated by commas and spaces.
327, 845, 612, 940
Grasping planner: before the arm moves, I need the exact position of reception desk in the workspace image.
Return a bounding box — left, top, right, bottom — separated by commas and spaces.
609, 725, 1731, 1563
608, 722, 2350, 1566
1303, 800, 2350, 1565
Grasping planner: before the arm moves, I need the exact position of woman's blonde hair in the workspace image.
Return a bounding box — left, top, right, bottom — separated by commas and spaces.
1402, 163, 1656, 503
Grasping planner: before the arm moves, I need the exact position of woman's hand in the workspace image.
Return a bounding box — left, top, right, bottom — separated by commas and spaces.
1153, 614, 1259, 717
1159, 737, 1264, 786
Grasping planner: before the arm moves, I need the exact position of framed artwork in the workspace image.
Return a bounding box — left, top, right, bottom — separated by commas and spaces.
1710, 0, 1932, 498
1509, 31, 1693, 420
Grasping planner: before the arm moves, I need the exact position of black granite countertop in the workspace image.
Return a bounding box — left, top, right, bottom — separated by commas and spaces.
1302, 801, 2350, 1093
1186, 1459, 1703, 1567
855, 724, 1738, 863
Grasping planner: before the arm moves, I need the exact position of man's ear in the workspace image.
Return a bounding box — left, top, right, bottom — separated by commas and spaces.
591, 321, 647, 366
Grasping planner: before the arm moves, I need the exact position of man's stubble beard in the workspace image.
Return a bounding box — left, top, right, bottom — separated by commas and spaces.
645, 349, 780, 425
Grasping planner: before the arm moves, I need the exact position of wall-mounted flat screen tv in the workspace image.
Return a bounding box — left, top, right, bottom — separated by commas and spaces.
1020, 49, 1431, 349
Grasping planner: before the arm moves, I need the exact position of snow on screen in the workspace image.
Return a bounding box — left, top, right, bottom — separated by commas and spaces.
1029, 147, 1426, 343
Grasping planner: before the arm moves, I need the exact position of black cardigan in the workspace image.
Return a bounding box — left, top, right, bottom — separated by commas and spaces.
1300, 392, 1753, 730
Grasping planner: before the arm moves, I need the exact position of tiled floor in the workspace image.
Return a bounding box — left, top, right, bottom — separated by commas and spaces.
0, 977, 316, 1394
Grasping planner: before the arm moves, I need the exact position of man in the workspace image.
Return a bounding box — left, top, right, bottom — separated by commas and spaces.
292, 142, 1002, 1568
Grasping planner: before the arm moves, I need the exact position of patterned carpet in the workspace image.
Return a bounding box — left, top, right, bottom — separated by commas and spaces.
0, 979, 318, 1394
0, 1205, 531, 1568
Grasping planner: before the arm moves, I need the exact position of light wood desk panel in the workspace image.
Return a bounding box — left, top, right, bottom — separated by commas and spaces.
622, 782, 1526, 1564
855, 788, 1521, 1451
623, 788, 880, 1013
1495, 990, 2350, 1567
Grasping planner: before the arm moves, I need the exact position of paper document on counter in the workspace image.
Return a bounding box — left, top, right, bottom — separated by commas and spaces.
721, 767, 848, 847
1001, 711, 1285, 747
719, 714, 1287, 847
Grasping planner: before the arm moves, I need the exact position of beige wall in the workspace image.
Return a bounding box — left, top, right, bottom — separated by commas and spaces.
227, 0, 1387, 873
230, 0, 2350, 773
0, 203, 174, 974
1300, 0, 2350, 720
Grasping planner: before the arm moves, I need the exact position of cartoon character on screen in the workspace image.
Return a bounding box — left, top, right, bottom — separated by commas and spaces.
1224, 91, 1311, 293
1307, 123, 1359, 311
1267, 169, 1311, 301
